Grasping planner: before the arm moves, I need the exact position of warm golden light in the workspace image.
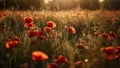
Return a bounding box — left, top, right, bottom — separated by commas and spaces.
99, 0, 104, 3
44, 0, 53, 4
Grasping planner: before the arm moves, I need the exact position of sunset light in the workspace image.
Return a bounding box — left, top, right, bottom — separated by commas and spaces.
99, 0, 104, 3
44, 0, 53, 4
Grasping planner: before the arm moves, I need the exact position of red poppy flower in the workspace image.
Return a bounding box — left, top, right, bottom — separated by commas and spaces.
0, 14, 2, 18
101, 46, 118, 60
27, 30, 39, 37
24, 23, 35, 29
6, 37, 20, 49
116, 46, 120, 54
36, 31, 45, 40
47, 63, 58, 68
47, 21, 56, 28
51, 31, 57, 38
30, 40, 36, 45
24, 17, 33, 24
68, 26, 76, 34
44, 27, 52, 33
102, 33, 112, 40
104, 54, 118, 60
77, 43, 84, 49
32, 51, 48, 62
54, 55, 68, 64
104, 47, 118, 54
109, 31, 116, 39
102, 33, 109, 38
112, 17, 116, 21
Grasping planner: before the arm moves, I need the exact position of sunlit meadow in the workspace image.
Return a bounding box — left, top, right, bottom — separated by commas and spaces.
0, 10, 120, 68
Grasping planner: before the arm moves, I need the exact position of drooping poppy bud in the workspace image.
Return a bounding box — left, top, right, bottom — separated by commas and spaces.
54, 55, 68, 64
67, 26, 76, 34
47, 63, 58, 68
6, 36, 20, 49
32, 51, 48, 62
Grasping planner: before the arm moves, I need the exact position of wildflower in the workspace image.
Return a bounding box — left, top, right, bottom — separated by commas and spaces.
116, 46, 120, 54
0, 14, 2, 19
112, 17, 116, 21
27, 30, 39, 37
54, 55, 68, 64
77, 43, 84, 49
48, 63, 58, 68
36, 31, 45, 40
24, 17, 33, 24
100, 46, 118, 60
102, 33, 109, 38
51, 31, 57, 38
24, 17, 35, 29
30, 40, 36, 45
44, 27, 52, 33
6, 36, 20, 49
67, 26, 76, 34
102, 33, 111, 40
47, 21, 56, 28
32, 51, 48, 62
109, 31, 116, 39
24, 23, 35, 29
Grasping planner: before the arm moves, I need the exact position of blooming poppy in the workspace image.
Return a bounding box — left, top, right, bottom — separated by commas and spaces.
102, 33, 112, 40
100, 46, 118, 60
47, 63, 58, 68
67, 26, 76, 34
102, 47, 118, 54
112, 17, 116, 21
36, 31, 45, 40
30, 40, 36, 45
27, 30, 39, 37
24, 17, 33, 24
32, 51, 48, 62
54, 55, 68, 64
109, 31, 116, 39
102, 33, 109, 38
47, 21, 56, 28
104, 54, 118, 60
116, 46, 120, 54
24, 23, 35, 29
6, 36, 20, 49
44, 27, 52, 33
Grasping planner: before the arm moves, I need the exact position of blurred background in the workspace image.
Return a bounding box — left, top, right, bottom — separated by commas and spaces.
0, 0, 120, 10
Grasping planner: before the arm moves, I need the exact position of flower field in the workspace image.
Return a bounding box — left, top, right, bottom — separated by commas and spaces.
0, 10, 120, 68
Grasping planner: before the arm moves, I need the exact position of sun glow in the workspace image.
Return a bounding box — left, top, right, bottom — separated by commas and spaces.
99, 0, 104, 3
44, 0, 53, 4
